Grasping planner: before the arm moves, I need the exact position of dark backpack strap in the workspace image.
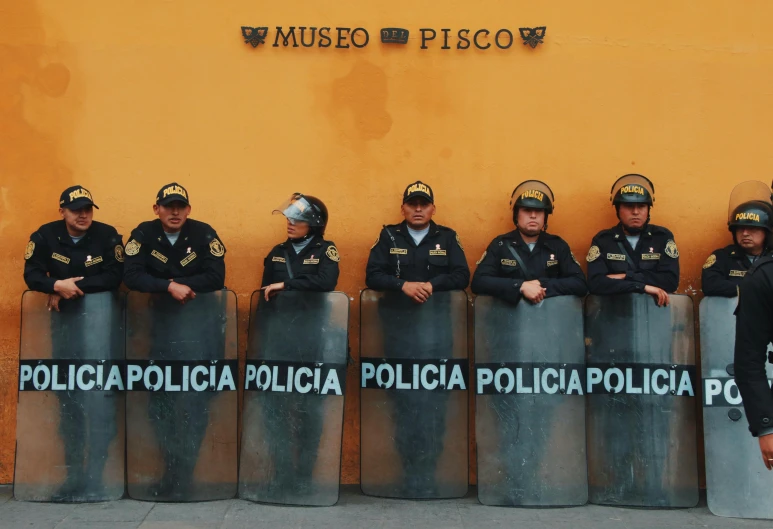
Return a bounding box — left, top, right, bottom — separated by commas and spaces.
383, 225, 401, 278
507, 245, 534, 280
616, 241, 636, 270
281, 248, 295, 279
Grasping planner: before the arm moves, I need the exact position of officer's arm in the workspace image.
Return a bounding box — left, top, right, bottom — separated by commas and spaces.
734, 272, 773, 436
587, 238, 646, 295
173, 234, 226, 292
542, 243, 588, 298
701, 253, 737, 297
428, 231, 470, 291
471, 241, 523, 304
122, 230, 171, 293
260, 254, 274, 288
285, 244, 340, 292
629, 234, 680, 292
76, 230, 124, 293
365, 230, 405, 291
23, 232, 57, 293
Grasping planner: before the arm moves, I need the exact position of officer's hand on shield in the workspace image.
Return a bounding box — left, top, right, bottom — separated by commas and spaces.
263, 282, 285, 301
167, 281, 195, 304
402, 281, 430, 303
520, 280, 546, 303
46, 294, 63, 312
759, 435, 773, 470
53, 277, 84, 299
644, 285, 669, 307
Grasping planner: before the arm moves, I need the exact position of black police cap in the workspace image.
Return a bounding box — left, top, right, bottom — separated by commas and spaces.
403, 181, 434, 204
156, 182, 190, 206
59, 185, 98, 210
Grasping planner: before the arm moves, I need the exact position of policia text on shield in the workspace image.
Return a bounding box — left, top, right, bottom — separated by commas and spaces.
13, 179, 773, 520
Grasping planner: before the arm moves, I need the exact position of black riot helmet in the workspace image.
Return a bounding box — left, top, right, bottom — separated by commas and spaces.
273, 193, 329, 236
509, 180, 555, 230
610, 174, 655, 206
728, 200, 773, 233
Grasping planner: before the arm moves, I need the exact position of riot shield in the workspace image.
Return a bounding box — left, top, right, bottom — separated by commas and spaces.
360, 289, 469, 499
239, 291, 349, 506
701, 296, 773, 519
474, 295, 587, 507
125, 290, 238, 502
728, 181, 772, 222
584, 294, 698, 507
14, 291, 125, 502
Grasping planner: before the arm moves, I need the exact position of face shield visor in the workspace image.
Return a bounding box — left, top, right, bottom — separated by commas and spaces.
272, 193, 324, 227
727, 181, 772, 224
610, 174, 655, 205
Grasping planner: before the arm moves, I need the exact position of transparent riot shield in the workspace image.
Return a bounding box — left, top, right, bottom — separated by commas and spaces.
360, 289, 469, 499
125, 290, 238, 502
701, 296, 773, 519
14, 291, 125, 502
728, 181, 772, 222
239, 291, 349, 506
474, 295, 587, 507
585, 294, 698, 507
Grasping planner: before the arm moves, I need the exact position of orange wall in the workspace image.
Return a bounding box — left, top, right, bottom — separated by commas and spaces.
2, 0, 773, 483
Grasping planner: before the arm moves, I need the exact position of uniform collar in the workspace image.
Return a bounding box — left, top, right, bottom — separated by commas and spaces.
152, 218, 191, 247
397, 220, 439, 245
55, 219, 90, 247
508, 229, 553, 250
613, 223, 653, 240
280, 234, 322, 255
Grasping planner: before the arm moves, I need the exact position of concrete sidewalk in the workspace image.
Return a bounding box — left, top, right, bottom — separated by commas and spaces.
0, 485, 769, 529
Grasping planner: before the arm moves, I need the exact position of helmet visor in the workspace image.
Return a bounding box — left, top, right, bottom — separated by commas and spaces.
728, 181, 772, 224
272, 193, 324, 227
510, 180, 555, 211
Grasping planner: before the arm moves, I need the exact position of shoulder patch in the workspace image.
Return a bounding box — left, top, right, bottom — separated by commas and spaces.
665, 239, 679, 259
115, 244, 125, 263
24, 241, 35, 260
703, 254, 716, 270
209, 238, 225, 257
371, 236, 379, 250
586, 245, 601, 263
456, 233, 464, 250
326, 245, 340, 262
125, 240, 141, 256
476, 250, 487, 265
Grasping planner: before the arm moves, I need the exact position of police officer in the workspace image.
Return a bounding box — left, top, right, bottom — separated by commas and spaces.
23, 185, 123, 501
123, 182, 227, 499
702, 201, 773, 296
587, 174, 679, 307
262, 193, 339, 298
258, 193, 339, 494
365, 181, 469, 497
734, 256, 773, 469
366, 180, 469, 297
472, 180, 587, 303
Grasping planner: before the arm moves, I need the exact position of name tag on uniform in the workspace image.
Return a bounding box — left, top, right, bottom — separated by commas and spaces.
272, 256, 286, 263
84, 256, 103, 267
429, 249, 447, 256
390, 248, 408, 255
729, 270, 746, 277
52, 253, 70, 264
641, 253, 661, 260
607, 253, 626, 261
180, 252, 197, 267
151, 250, 168, 263
303, 258, 320, 265
546, 260, 558, 267
501, 259, 517, 267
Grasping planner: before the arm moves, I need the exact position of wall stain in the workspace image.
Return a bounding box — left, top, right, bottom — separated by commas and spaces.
330, 60, 392, 142
0, 2, 75, 482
